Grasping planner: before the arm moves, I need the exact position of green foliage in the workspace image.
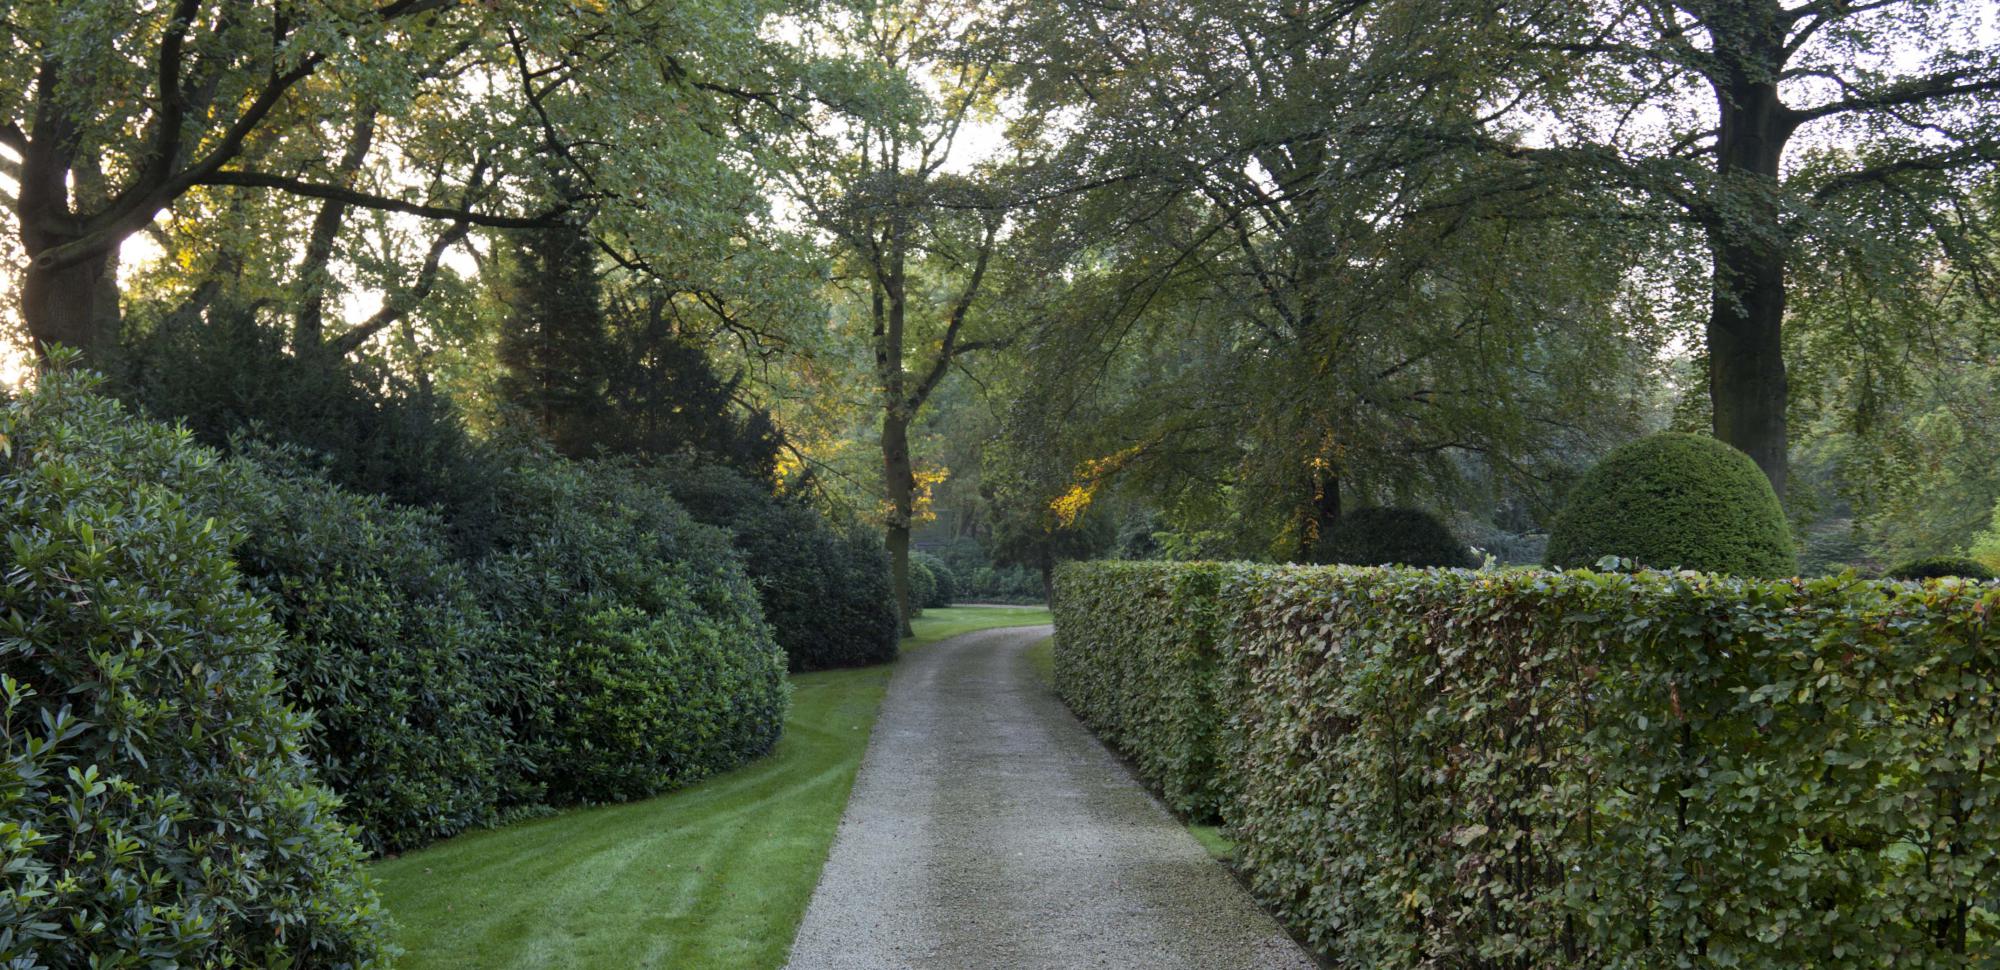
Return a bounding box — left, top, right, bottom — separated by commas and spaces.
496, 216, 616, 457
1310, 507, 1474, 568
651, 460, 899, 672
908, 558, 938, 618
1885, 556, 1997, 581
913, 551, 958, 607
1055, 559, 2000, 967
1545, 432, 1797, 577
1977, 501, 2000, 569
474, 446, 788, 806
225, 445, 508, 853
932, 537, 1047, 603
1050, 562, 1229, 820
495, 221, 788, 476
0, 369, 386, 967
118, 304, 509, 556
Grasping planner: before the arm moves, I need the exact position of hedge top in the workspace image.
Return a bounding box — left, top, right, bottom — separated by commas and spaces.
1544, 432, 1796, 577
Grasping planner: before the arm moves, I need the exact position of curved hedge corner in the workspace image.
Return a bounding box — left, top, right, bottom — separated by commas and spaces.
1050, 561, 1230, 820
914, 551, 958, 607
228, 445, 508, 853
650, 461, 899, 671
1545, 432, 1796, 577
1311, 507, 1474, 567
1054, 559, 2000, 968
476, 451, 788, 806
1886, 556, 1997, 581
0, 373, 386, 967
908, 556, 938, 618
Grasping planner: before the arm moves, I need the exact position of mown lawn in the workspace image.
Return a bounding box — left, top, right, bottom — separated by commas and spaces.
371, 604, 1051, 969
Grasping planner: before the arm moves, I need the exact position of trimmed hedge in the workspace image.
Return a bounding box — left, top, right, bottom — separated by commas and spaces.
1545, 432, 1797, 577
913, 551, 958, 607
908, 557, 938, 617
651, 461, 899, 671
1055, 559, 2000, 967
1310, 507, 1474, 568
475, 450, 788, 806
0, 371, 386, 966
1050, 561, 1229, 819
1886, 556, 1997, 581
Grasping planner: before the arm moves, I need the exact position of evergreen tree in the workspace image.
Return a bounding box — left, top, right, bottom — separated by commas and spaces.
602, 292, 786, 479
496, 216, 615, 457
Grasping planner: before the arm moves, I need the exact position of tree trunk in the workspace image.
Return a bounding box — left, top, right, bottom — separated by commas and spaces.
20, 245, 119, 360
1705, 9, 1793, 498
883, 410, 917, 637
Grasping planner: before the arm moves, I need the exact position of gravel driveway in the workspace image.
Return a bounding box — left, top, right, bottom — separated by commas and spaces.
785, 625, 1315, 970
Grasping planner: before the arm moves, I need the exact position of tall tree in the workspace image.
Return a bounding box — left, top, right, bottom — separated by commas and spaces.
496, 216, 613, 456
999, 0, 1658, 555
1498, 0, 2000, 494
0, 0, 800, 360
772, 0, 1019, 631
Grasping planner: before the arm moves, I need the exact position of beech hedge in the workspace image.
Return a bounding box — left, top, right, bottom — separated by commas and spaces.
1049, 561, 1230, 820
1054, 560, 2000, 968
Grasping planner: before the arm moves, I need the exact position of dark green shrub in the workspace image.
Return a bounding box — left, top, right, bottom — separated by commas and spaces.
474, 447, 787, 806
913, 551, 957, 607
908, 557, 938, 617
650, 461, 898, 671
1051, 561, 1230, 820
225, 445, 507, 852
933, 537, 1047, 603
1885, 556, 1996, 581
1310, 507, 1474, 567
1544, 432, 1796, 577
0, 369, 386, 966
1055, 559, 2000, 967
119, 305, 507, 556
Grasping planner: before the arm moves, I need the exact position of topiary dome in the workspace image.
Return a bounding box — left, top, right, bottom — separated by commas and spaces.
1884, 556, 1996, 581
1544, 433, 1795, 578
1312, 507, 1476, 568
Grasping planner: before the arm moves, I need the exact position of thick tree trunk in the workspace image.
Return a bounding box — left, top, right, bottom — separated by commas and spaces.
21, 245, 119, 360
883, 410, 917, 637
1705, 9, 1793, 498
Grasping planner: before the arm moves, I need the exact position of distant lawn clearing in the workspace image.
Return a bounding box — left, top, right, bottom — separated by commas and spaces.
372, 604, 1052, 969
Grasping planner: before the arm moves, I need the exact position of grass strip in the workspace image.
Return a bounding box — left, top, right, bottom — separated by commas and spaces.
371, 605, 1050, 969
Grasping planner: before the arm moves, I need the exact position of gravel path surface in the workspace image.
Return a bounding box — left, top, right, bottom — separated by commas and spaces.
785, 625, 1315, 970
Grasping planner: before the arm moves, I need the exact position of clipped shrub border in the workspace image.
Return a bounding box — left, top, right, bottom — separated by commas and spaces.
1054, 560, 2000, 967
1050, 561, 1230, 820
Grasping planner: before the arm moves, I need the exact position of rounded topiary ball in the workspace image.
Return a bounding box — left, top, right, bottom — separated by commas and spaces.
1313, 507, 1476, 568
1544, 433, 1795, 578
1885, 556, 1996, 581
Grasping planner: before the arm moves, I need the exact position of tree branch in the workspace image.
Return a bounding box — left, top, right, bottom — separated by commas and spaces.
329, 218, 472, 356
911, 220, 1002, 409
1786, 68, 2000, 128
196, 169, 567, 228
1810, 139, 2000, 203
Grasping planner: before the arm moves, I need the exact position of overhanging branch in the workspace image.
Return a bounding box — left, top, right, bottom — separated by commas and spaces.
198, 169, 569, 228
